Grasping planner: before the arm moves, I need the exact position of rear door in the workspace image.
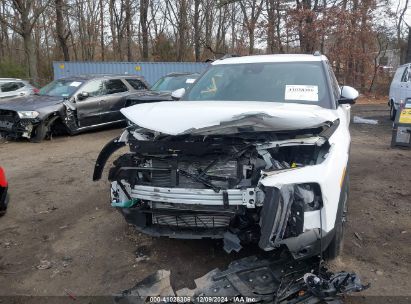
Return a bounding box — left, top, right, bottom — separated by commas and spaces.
99, 79, 130, 122
399, 66, 410, 107
75, 79, 106, 127
404, 65, 411, 103
390, 67, 404, 106
124, 78, 148, 91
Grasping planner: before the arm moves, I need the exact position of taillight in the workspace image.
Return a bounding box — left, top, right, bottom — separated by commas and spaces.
0, 167, 7, 188
33, 88, 40, 94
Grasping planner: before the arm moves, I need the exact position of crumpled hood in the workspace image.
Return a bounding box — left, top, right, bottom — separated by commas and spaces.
0, 95, 63, 111
120, 101, 338, 135
127, 90, 172, 102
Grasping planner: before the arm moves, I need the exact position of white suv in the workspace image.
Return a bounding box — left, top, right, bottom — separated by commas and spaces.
388, 64, 411, 120
0, 78, 38, 100
94, 54, 359, 260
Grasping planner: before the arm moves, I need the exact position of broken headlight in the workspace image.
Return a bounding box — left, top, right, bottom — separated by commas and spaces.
126, 119, 136, 127
17, 111, 39, 119
295, 183, 322, 211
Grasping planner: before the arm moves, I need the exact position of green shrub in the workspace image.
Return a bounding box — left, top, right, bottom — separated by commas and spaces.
0, 60, 27, 79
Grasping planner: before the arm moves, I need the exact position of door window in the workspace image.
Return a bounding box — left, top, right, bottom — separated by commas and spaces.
80, 80, 105, 97
401, 68, 409, 82
0, 82, 24, 92
125, 78, 147, 90
105, 79, 128, 94
326, 62, 340, 105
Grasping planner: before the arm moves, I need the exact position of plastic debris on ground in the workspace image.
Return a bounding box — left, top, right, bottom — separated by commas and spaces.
353, 116, 378, 125
114, 255, 369, 304
223, 231, 242, 253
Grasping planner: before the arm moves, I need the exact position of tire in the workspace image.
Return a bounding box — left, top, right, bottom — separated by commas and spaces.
29, 116, 58, 143
30, 122, 49, 143
0, 194, 8, 217
324, 173, 349, 260
390, 102, 397, 121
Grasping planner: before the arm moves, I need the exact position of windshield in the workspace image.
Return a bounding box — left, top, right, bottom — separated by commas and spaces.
151, 75, 198, 92
39, 79, 84, 97
183, 62, 332, 108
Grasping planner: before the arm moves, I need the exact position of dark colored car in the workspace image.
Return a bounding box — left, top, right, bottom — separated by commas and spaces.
0, 167, 8, 216
125, 72, 200, 105
0, 75, 149, 142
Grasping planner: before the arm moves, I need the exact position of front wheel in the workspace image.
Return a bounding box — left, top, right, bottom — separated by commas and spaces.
390, 102, 397, 121
0, 193, 8, 217
30, 116, 58, 143
30, 122, 49, 143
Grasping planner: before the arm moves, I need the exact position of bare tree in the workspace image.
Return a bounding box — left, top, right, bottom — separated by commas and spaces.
193, 0, 201, 61
55, 0, 70, 61
140, 0, 149, 60
0, 0, 51, 85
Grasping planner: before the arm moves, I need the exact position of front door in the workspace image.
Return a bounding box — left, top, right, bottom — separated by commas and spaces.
99, 79, 130, 122
75, 79, 106, 127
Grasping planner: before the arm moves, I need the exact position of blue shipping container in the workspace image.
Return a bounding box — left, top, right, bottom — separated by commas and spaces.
53, 61, 210, 86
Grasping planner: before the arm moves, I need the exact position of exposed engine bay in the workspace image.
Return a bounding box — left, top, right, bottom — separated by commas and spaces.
94, 122, 337, 259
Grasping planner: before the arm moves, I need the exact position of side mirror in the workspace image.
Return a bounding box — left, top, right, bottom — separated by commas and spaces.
171, 88, 185, 101
77, 91, 89, 101
338, 86, 359, 105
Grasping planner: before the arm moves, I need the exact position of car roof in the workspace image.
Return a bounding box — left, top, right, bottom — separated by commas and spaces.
212, 54, 328, 65
58, 74, 147, 81
164, 72, 200, 77
0, 78, 24, 81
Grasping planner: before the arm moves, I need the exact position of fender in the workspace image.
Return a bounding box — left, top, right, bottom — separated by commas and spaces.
93, 135, 127, 181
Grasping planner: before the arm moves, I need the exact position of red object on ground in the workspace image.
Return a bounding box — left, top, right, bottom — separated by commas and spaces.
0, 167, 7, 187
33, 88, 40, 94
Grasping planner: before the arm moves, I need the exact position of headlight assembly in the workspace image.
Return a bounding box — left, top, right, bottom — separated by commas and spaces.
17, 111, 39, 119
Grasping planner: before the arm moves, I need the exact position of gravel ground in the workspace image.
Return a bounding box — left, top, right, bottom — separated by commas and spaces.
0, 104, 410, 300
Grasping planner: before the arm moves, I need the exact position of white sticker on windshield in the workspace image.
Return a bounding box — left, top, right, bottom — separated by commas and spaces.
69, 81, 82, 87
285, 85, 318, 102
186, 78, 196, 84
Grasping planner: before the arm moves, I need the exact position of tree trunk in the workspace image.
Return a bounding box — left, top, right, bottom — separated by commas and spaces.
275, 0, 283, 53
140, 0, 149, 61
266, 0, 276, 53
100, 0, 105, 61
23, 32, 38, 85
55, 0, 70, 61
125, 0, 132, 61
230, 3, 236, 53
193, 0, 201, 61
177, 0, 188, 61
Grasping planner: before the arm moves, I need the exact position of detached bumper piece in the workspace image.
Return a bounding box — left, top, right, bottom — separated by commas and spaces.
259, 184, 328, 258
114, 255, 369, 304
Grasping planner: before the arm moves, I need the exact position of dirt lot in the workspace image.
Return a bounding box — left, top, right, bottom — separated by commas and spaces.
0, 104, 410, 300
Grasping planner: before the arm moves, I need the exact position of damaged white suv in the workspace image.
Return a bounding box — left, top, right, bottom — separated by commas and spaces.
93, 54, 358, 260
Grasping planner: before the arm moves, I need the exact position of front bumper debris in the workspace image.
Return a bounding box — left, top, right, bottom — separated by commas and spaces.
0, 110, 39, 138
114, 255, 369, 304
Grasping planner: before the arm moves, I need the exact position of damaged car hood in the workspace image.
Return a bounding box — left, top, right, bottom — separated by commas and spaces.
127, 90, 172, 102
120, 101, 338, 135
0, 95, 64, 111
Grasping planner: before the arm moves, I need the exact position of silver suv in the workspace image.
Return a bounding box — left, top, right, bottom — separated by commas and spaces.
0, 78, 38, 100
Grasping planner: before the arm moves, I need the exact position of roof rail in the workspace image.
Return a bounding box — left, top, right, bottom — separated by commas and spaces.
313, 51, 321, 56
